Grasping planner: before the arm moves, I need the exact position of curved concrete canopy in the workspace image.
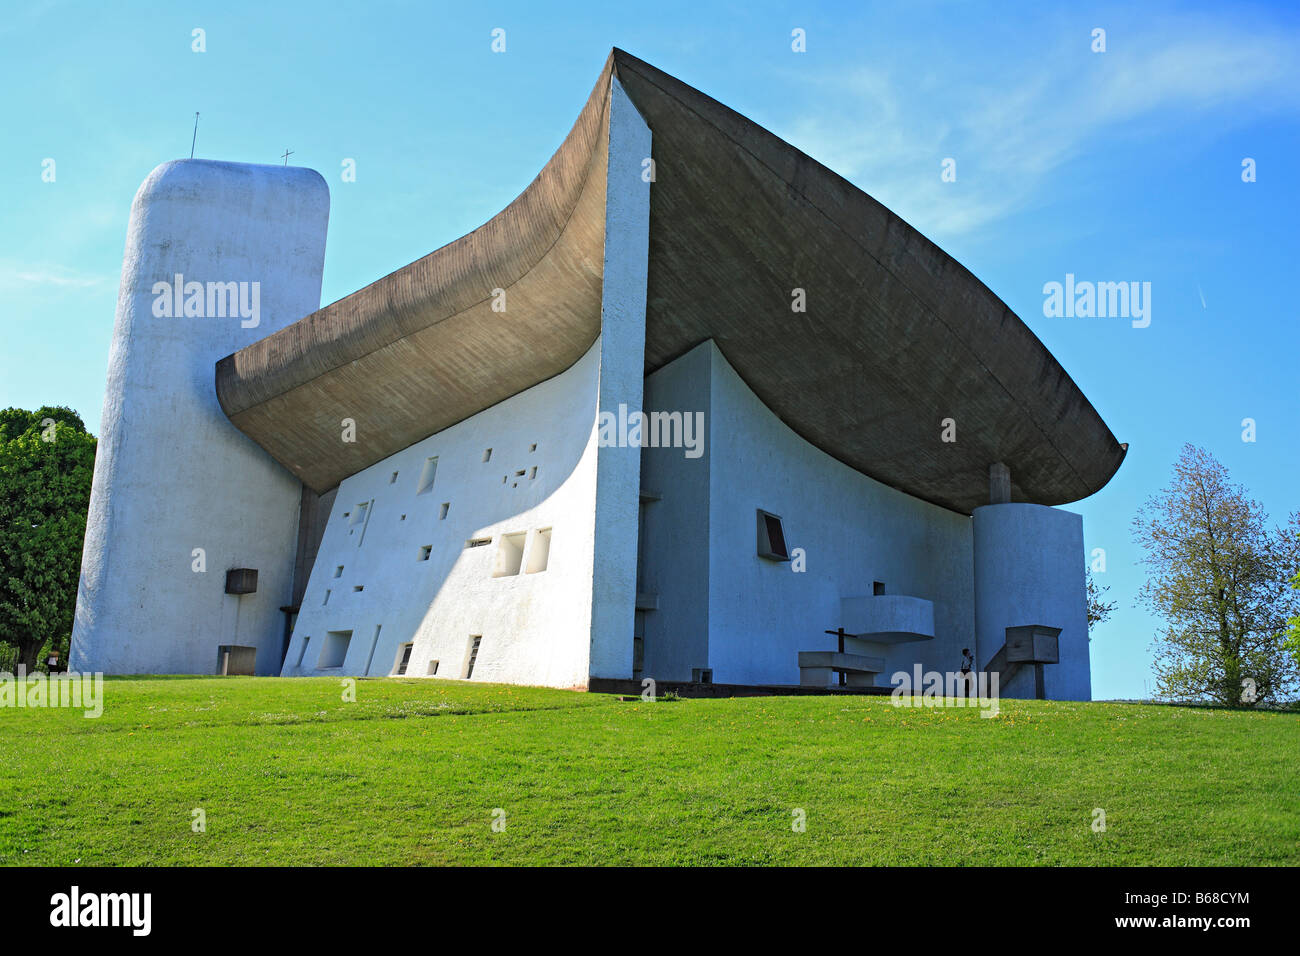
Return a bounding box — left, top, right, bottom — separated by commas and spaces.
216, 48, 1125, 514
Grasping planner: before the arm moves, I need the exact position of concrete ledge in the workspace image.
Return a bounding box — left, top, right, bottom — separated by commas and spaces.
588, 677, 896, 698
840, 595, 935, 643
797, 650, 886, 672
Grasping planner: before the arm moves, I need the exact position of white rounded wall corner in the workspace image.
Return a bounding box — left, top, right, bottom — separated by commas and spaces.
972, 502, 1090, 700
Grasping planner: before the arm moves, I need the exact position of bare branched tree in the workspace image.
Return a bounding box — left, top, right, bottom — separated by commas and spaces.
1086, 570, 1116, 635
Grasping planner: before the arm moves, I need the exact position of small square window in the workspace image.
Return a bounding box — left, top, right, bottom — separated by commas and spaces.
873, 581, 886, 596
317, 630, 352, 669
427, 660, 439, 676
333, 565, 344, 578
529, 443, 538, 453
418, 545, 432, 561
756, 510, 790, 561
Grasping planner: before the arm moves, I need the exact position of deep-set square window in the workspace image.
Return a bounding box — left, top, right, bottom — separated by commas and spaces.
756, 509, 789, 561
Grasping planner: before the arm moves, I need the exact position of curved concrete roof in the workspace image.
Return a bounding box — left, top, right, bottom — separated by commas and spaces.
216, 49, 1125, 514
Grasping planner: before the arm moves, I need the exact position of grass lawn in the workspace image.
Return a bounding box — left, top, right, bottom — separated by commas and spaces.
1, 676, 1296, 866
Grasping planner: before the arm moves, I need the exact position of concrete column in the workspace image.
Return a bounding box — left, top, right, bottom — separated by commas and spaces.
587, 78, 652, 680
989, 462, 1011, 504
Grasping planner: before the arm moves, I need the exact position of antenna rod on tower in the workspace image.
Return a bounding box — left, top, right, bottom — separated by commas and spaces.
190, 112, 199, 159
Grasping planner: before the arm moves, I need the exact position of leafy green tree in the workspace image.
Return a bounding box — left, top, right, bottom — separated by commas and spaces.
1132, 444, 1300, 707
0, 406, 96, 670
1285, 570, 1300, 671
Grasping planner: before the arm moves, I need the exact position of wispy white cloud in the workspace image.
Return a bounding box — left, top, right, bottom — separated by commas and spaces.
775, 12, 1300, 240
0, 261, 110, 291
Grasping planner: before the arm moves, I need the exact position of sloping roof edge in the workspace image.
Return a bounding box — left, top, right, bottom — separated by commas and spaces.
216, 48, 1125, 513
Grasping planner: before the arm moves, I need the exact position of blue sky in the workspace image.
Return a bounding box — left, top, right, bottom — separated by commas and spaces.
2, 1, 1296, 698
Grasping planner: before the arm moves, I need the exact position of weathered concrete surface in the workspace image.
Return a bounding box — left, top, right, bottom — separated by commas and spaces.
216, 49, 1124, 515
215, 58, 615, 494
72, 160, 329, 676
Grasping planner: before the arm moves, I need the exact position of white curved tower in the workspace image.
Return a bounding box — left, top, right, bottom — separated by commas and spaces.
973, 503, 1091, 700
72, 160, 329, 675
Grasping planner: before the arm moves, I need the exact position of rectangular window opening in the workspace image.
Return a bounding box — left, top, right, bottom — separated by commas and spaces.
317, 629, 352, 669
418, 545, 432, 561
439, 502, 450, 520
483, 448, 492, 463
525, 528, 552, 574
389, 471, 399, 484
465, 636, 482, 679
363, 624, 382, 677
333, 565, 344, 578
756, 509, 790, 561
296, 636, 311, 668
466, 537, 491, 549
427, 660, 439, 676
873, 581, 886, 596
416, 456, 439, 495
394, 642, 413, 676
493, 532, 526, 577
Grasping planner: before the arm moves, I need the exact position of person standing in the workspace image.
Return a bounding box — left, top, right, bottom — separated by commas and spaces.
960, 647, 975, 699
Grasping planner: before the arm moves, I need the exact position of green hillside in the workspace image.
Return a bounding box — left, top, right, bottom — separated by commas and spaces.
1, 677, 1295, 866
